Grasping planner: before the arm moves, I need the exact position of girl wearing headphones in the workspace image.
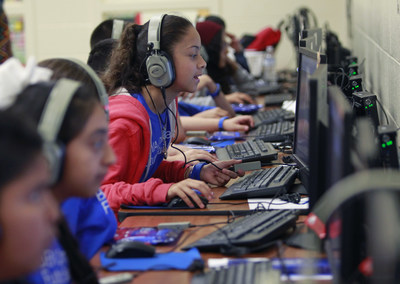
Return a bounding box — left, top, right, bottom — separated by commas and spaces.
101, 14, 253, 214
0, 111, 59, 283
8, 60, 116, 283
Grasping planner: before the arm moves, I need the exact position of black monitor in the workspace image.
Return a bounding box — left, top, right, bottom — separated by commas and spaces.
325, 85, 355, 189
292, 46, 327, 210
324, 86, 367, 283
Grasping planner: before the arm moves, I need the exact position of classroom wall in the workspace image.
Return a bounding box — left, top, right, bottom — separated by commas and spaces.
4, 0, 349, 70
350, 0, 400, 127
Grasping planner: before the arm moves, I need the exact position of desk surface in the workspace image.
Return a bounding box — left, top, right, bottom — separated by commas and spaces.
92, 187, 328, 284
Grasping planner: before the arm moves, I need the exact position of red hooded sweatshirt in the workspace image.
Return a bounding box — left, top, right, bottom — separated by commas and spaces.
101, 92, 189, 215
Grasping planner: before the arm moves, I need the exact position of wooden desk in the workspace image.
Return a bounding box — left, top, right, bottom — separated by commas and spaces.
92, 186, 327, 284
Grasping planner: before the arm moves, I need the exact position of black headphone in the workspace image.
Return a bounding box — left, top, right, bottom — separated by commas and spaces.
38, 79, 81, 185
145, 14, 175, 88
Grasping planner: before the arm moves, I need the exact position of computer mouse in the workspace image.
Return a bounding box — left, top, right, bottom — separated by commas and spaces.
167, 194, 209, 208
106, 241, 156, 258
185, 137, 211, 146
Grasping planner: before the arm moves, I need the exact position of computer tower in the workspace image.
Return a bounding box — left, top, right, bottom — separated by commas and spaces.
344, 75, 363, 97
352, 91, 380, 129
377, 124, 399, 169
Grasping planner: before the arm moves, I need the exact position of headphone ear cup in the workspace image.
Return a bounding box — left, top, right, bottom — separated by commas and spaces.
146, 50, 175, 88
43, 141, 66, 185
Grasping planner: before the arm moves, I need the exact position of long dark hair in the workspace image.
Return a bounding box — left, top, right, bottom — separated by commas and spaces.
0, 111, 42, 190
201, 27, 236, 94
102, 14, 193, 94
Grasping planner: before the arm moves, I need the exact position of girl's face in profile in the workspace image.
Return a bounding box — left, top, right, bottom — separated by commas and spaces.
171, 25, 207, 94
56, 102, 115, 201
0, 155, 59, 280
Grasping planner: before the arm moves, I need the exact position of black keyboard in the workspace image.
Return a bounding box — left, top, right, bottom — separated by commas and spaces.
215, 139, 278, 164
219, 166, 297, 200
183, 209, 298, 252
191, 261, 281, 284
247, 120, 294, 142
253, 108, 295, 127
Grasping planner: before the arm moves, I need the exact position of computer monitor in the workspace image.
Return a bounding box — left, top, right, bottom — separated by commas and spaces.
325, 85, 355, 189
292, 46, 327, 210
324, 85, 367, 283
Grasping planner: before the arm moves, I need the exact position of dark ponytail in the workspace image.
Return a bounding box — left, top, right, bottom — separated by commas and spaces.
57, 217, 99, 284
102, 23, 146, 94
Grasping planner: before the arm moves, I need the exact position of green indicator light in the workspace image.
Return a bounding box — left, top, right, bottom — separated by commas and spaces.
369, 104, 373, 107
387, 141, 393, 146
365, 106, 368, 109
353, 71, 356, 75
355, 85, 359, 88
382, 144, 386, 148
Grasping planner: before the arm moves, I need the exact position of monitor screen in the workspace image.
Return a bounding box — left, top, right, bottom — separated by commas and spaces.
325, 85, 354, 189
292, 46, 327, 204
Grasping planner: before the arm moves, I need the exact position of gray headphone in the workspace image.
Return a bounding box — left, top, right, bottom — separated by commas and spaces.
146, 14, 175, 88
112, 19, 124, 40
66, 58, 109, 120
38, 59, 109, 185
38, 79, 81, 185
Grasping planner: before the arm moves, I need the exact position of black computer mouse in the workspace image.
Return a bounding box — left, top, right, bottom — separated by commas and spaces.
106, 241, 156, 258
167, 194, 209, 208
185, 137, 212, 146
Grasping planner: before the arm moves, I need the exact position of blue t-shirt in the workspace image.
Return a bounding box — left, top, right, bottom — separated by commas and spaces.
26, 190, 117, 284
132, 93, 172, 182
178, 101, 214, 116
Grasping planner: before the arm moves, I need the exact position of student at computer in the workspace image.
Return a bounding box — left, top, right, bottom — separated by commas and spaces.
0, 110, 59, 283
37, 58, 120, 259
7, 59, 115, 284
204, 14, 250, 72
87, 37, 223, 164
88, 37, 236, 121
196, 20, 260, 97
101, 14, 250, 214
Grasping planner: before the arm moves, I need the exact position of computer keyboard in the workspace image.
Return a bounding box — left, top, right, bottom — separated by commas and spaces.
253, 108, 295, 127
247, 120, 294, 142
183, 209, 298, 252
215, 139, 278, 164
191, 260, 281, 284
219, 165, 298, 200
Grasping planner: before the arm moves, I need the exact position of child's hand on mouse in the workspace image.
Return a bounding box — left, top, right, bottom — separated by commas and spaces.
167, 179, 213, 208
200, 159, 245, 186
223, 115, 255, 132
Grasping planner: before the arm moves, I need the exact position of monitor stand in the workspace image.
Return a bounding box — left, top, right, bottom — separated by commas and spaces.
285, 224, 322, 251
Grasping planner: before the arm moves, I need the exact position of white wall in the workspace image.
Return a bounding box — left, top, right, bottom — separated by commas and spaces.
350, 0, 400, 128
4, 0, 349, 69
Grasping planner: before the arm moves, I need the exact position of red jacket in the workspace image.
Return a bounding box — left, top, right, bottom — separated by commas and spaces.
101, 93, 189, 215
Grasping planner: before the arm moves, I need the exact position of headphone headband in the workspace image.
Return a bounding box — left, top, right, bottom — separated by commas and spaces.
112, 19, 124, 40
66, 58, 109, 119
148, 14, 166, 51
38, 78, 81, 185
38, 79, 80, 143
